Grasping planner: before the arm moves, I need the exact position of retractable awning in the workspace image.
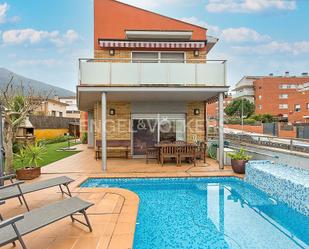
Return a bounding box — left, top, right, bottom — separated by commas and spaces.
99, 40, 206, 49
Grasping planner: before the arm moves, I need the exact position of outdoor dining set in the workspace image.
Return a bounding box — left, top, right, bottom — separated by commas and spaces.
145, 141, 207, 166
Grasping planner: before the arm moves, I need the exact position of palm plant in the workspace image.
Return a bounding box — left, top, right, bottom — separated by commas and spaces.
26, 142, 46, 167
14, 147, 29, 167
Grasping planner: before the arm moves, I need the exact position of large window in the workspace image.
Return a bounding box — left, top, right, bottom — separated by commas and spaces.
132, 52, 185, 63
294, 104, 301, 112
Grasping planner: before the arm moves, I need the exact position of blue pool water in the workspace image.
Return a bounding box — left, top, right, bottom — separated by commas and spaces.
81, 177, 309, 249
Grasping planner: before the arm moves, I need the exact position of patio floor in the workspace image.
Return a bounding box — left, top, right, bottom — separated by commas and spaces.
1, 144, 242, 249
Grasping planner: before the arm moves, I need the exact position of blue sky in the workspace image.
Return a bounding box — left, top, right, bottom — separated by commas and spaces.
0, 0, 308, 92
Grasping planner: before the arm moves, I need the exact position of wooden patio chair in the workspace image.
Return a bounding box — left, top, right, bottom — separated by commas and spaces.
95, 140, 102, 160
160, 145, 178, 166
178, 144, 197, 167
196, 141, 207, 163
145, 146, 159, 164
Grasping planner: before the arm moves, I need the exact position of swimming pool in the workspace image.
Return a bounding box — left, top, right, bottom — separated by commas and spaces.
81, 177, 309, 249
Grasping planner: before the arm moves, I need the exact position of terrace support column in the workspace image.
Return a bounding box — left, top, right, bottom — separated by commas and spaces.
218, 92, 224, 170
101, 92, 107, 171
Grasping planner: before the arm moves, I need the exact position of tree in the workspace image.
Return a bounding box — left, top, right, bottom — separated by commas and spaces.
0, 78, 48, 174
224, 99, 255, 118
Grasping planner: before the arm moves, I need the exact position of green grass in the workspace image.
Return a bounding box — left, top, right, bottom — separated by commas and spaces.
14, 141, 81, 169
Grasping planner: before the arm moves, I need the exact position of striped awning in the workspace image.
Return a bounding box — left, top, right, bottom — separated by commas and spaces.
99, 40, 206, 49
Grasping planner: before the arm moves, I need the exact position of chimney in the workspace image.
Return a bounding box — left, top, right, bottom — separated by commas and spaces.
285, 71, 289, 77
301, 72, 308, 76
269, 73, 273, 76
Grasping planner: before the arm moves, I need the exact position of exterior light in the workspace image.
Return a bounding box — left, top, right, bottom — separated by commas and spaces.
109, 108, 115, 116
194, 50, 199, 57
194, 109, 200, 115
109, 49, 115, 56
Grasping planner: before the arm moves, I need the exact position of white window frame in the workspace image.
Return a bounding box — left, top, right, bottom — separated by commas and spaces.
279, 104, 288, 109
131, 51, 186, 63
279, 94, 288, 99
294, 104, 301, 112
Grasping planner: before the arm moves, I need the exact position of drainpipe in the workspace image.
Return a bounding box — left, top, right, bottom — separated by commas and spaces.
101, 92, 107, 171
218, 93, 224, 170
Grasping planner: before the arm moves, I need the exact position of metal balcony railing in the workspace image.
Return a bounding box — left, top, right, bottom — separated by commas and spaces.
78, 58, 227, 87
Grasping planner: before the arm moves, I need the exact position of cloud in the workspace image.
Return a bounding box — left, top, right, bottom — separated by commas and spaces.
232, 41, 309, 55
2, 28, 80, 46
221, 27, 271, 42
0, 3, 9, 23
0, 3, 20, 24
206, 0, 296, 13
181, 17, 221, 36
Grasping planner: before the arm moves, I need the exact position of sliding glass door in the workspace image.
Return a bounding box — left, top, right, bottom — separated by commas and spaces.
132, 114, 186, 156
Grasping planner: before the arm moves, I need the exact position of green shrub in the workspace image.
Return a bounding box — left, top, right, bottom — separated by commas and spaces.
81, 133, 88, 144
228, 148, 252, 160
38, 135, 76, 145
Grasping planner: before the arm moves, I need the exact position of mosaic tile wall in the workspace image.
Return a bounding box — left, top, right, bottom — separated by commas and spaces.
245, 160, 309, 216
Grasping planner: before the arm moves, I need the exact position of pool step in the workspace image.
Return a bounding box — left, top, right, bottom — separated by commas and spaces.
245, 160, 309, 216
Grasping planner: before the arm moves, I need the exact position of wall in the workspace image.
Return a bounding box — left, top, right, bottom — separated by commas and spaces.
34, 129, 68, 140
225, 124, 263, 134
187, 102, 205, 143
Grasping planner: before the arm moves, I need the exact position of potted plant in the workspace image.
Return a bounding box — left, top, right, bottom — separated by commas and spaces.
227, 148, 252, 174
15, 142, 46, 180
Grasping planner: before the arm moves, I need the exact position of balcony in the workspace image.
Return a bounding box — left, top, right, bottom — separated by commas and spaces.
79, 58, 226, 87
233, 89, 255, 99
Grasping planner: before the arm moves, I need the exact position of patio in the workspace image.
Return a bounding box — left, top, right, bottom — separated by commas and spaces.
1, 144, 242, 249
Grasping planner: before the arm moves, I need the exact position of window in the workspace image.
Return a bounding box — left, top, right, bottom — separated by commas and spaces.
279, 84, 297, 89
307, 103, 309, 110
279, 104, 288, 109
258, 95, 262, 100
283, 114, 288, 118
279, 94, 288, 99
51, 111, 56, 116
258, 104, 262, 110
132, 52, 184, 63
59, 112, 63, 117
295, 104, 301, 112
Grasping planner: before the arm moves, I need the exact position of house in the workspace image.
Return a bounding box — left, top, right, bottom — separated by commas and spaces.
59, 96, 80, 119
77, 0, 228, 170
34, 97, 68, 117
233, 73, 309, 123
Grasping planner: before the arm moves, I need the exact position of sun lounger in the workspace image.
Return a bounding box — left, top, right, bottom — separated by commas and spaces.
0, 175, 74, 211
0, 197, 93, 249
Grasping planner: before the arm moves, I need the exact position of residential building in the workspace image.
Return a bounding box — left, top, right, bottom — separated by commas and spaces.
254, 75, 309, 123
77, 0, 228, 170
59, 96, 80, 119
34, 97, 68, 117
233, 73, 309, 123
233, 76, 262, 102
206, 94, 232, 125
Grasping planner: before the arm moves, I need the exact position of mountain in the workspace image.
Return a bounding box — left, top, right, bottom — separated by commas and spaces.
0, 68, 75, 97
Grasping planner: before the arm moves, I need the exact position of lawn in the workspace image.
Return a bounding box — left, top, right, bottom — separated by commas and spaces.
14, 141, 81, 169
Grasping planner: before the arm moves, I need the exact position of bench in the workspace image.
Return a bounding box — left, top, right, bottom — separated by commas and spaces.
95, 140, 131, 160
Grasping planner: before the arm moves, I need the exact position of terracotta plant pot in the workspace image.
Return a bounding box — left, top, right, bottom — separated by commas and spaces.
16, 167, 41, 180
231, 159, 248, 174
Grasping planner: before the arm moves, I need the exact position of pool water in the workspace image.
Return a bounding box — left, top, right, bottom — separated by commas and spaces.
81, 177, 309, 249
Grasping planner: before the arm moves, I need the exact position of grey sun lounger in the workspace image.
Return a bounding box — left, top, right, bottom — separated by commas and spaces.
0, 175, 74, 211
0, 197, 94, 249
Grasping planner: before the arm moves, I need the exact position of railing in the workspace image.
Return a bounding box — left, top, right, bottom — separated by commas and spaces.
224, 133, 309, 153
233, 89, 255, 99
78, 58, 227, 86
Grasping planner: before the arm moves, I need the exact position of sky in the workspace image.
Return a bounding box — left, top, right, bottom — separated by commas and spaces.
0, 0, 308, 92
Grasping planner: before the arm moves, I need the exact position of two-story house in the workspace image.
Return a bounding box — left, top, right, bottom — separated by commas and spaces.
77, 0, 228, 170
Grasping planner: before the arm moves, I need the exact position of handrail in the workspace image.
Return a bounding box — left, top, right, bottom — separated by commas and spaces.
79, 58, 227, 63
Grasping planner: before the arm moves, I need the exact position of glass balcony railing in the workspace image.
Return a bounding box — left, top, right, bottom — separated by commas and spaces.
79, 58, 227, 87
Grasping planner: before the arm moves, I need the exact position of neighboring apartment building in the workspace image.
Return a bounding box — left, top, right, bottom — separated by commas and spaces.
77, 0, 227, 169
59, 96, 80, 119
233, 73, 309, 123
207, 94, 232, 124
34, 98, 68, 117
